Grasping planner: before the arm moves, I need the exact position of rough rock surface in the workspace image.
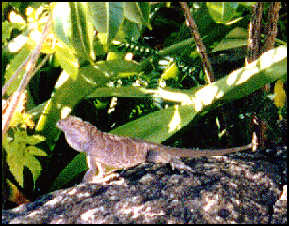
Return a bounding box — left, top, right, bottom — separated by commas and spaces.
2, 146, 287, 224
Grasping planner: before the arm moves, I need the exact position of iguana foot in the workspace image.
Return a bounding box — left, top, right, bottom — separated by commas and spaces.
83, 172, 126, 185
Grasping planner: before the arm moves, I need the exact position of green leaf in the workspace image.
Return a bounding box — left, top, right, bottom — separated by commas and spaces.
161, 62, 179, 80
2, 21, 13, 43
138, 2, 151, 29
4, 44, 32, 95
51, 2, 72, 46
88, 2, 124, 47
2, 21, 26, 45
114, 18, 141, 42
35, 66, 110, 148
111, 104, 199, 143
88, 86, 152, 98
23, 154, 42, 188
110, 46, 287, 143
55, 42, 79, 80
52, 2, 95, 63
3, 130, 45, 188
221, 45, 287, 101
212, 27, 248, 52
274, 80, 286, 108
87, 87, 196, 105
238, 2, 256, 8
95, 59, 141, 77
207, 2, 239, 24
124, 2, 151, 29
93, 36, 105, 56
48, 45, 287, 188
24, 134, 46, 145
106, 51, 126, 60
25, 146, 48, 156
6, 146, 25, 187
49, 152, 87, 191
70, 2, 95, 63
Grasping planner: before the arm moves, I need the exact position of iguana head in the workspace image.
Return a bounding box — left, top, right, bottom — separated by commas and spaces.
56, 116, 92, 152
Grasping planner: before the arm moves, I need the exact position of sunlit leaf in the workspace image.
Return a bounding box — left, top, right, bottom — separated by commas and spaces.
36, 66, 110, 148
24, 134, 46, 145
3, 130, 45, 188
4, 44, 32, 95
95, 59, 141, 77
110, 46, 287, 143
124, 2, 151, 29
70, 2, 95, 63
55, 42, 79, 80
212, 27, 248, 52
88, 2, 124, 47
274, 80, 286, 108
161, 62, 179, 80
51, 2, 72, 46
207, 2, 239, 24
25, 146, 48, 156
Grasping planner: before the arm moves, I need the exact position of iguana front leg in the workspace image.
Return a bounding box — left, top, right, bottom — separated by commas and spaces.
83, 155, 124, 185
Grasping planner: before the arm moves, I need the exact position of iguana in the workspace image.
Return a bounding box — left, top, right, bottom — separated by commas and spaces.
57, 116, 253, 184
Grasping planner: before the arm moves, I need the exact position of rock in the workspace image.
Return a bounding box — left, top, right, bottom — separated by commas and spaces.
2, 146, 287, 223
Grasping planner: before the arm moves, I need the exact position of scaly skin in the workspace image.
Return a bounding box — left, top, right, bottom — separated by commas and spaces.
57, 116, 252, 184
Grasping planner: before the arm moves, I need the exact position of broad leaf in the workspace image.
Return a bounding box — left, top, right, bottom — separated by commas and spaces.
52, 2, 95, 63
55, 41, 79, 80
212, 27, 248, 52
207, 2, 239, 24
49, 152, 87, 191
4, 44, 33, 96
95, 59, 141, 78
114, 18, 141, 42
88, 87, 195, 104
88, 2, 124, 47
51, 2, 72, 46
70, 2, 95, 63
51, 45, 286, 189
124, 2, 151, 29
110, 45, 287, 143
35, 66, 111, 148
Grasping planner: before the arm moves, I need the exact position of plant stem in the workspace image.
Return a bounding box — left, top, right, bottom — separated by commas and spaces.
180, 2, 214, 83
2, 16, 52, 137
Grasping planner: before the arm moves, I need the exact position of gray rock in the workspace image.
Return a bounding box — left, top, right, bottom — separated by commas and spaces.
2, 146, 287, 223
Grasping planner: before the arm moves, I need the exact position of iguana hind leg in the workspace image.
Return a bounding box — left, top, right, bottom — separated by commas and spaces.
146, 150, 195, 173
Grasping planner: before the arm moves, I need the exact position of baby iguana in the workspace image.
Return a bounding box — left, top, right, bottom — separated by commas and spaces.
57, 116, 253, 184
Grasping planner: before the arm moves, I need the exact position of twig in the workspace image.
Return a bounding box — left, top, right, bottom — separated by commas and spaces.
30, 53, 52, 80
2, 16, 52, 137
2, 29, 34, 97
180, 2, 214, 83
2, 52, 31, 97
